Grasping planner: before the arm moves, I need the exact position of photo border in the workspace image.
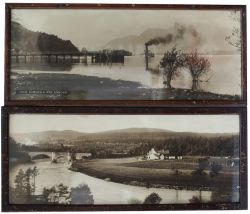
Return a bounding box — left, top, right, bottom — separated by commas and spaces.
4, 3, 247, 107
1, 106, 247, 211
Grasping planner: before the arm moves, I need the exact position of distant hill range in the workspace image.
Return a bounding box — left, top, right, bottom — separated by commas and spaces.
11, 128, 238, 146
104, 23, 238, 55
11, 21, 79, 54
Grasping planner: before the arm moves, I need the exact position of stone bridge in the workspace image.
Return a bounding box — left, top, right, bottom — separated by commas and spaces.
28, 152, 91, 162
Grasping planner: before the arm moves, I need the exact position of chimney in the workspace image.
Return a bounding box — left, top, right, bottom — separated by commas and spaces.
145, 43, 149, 70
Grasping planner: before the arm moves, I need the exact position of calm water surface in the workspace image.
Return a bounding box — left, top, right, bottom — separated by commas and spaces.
12, 55, 241, 96
9, 160, 212, 204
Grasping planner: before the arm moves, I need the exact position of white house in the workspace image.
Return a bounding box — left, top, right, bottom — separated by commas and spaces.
160, 154, 165, 160
146, 148, 181, 160
147, 148, 159, 160
158, 149, 170, 159
169, 156, 175, 160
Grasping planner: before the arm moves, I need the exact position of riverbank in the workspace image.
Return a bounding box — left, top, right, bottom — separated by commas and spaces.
70, 158, 238, 193
9, 160, 215, 204
11, 72, 240, 100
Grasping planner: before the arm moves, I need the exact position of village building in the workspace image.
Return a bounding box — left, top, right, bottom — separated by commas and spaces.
146, 148, 182, 160
168, 156, 176, 160
160, 154, 165, 160
147, 148, 159, 160
158, 149, 170, 159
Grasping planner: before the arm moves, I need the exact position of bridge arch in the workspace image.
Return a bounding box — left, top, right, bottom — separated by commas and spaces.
32, 154, 50, 160
29, 152, 52, 160
28, 152, 71, 162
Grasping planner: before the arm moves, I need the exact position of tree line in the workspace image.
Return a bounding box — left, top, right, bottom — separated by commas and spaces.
11, 166, 164, 205
130, 135, 239, 157
10, 167, 94, 204
11, 133, 239, 159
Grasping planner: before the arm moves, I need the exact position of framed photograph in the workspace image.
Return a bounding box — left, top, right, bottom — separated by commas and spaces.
2, 107, 247, 211
4, 3, 246, 106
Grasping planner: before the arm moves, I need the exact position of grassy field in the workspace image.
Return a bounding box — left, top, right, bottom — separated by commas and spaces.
11, 72, 240, 100
71, 157, 239, 191
122, 158, 238, 174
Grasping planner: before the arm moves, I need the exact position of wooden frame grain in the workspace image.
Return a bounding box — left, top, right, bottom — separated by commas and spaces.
1, 106, 247, 211
4, 3, 247, 107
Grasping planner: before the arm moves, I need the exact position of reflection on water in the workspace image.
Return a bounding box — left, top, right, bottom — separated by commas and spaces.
9, 161, 212, 205
11, 63, 73, 72
11, 54, 241, 96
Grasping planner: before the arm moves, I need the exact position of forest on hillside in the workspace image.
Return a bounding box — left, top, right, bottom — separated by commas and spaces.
10, 133, 239, 159
11, 21, 79, 54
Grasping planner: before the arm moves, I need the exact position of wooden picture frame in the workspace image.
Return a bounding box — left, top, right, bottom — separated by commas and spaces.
4, 3, 247, 107
1, 106, 247, 211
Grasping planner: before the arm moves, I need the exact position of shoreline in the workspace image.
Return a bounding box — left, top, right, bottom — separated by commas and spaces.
11, 72, 240, 100
69, 159, 237, 192
69, 166, 211, 191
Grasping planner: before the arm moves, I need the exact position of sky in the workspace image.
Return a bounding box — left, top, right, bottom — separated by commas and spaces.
12, 9, 240, 50
9, 114, 239, 134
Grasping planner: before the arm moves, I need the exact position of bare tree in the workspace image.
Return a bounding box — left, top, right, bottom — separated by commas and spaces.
160, 47, 185, 89
31, 166, 39, 195
184, 50, 211, 90
225, 10, 241, 50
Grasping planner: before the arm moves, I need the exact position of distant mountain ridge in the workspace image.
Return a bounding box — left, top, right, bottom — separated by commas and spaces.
11, 128, 238, 146
96, 127, 173, 133
11, 21, 79, 54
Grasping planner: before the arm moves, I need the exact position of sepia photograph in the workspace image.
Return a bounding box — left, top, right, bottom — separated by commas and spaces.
7, 113, 242, 206
7, 4, 245, 102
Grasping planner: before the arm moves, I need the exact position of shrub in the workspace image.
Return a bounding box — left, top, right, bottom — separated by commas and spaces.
70, 184, 94, 204
189, 196, 201, 203
143, 192, 162, 204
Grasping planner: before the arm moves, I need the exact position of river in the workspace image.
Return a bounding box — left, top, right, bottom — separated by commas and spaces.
11, 54, 241, 96
9, 160, 212, 204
